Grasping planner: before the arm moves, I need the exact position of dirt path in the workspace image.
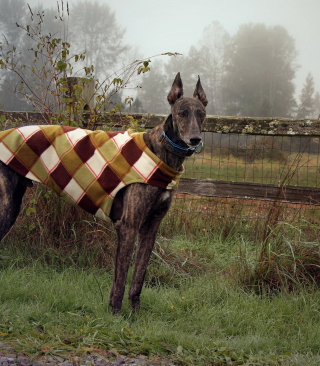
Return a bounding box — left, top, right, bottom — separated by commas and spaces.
0, 343, 177, 366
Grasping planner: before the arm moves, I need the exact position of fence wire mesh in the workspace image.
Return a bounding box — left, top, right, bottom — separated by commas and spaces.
185, 133, 320, 186
1, 113, 319, 241
168, 132, 320, 241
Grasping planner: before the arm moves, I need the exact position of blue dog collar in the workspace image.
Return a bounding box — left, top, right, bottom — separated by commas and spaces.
160, 131, 203, 157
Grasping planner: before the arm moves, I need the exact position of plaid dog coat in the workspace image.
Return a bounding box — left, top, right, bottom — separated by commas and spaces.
0, 125, 183, 221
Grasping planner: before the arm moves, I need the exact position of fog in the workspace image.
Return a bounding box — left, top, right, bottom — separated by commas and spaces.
2, 0, 320, 116
25, 0, 320, 95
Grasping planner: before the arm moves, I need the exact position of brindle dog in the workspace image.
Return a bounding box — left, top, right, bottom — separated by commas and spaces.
0, 72, 207, 313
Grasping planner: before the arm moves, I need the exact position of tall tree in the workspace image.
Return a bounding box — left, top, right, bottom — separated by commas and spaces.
69, 0, 129, 80
0, 2, 75, 112
0, 0, 28, 109
313, 91, 320, 119
223, 24, 298, 117
165, 54, 190, 92
165, 22, 229, 115
127, 97, 144, 113
135, 60, 169, 114
0, 1, 130, 112
0, 0, 27, 44
297, 73, 315, 118
192, 21, 230, 115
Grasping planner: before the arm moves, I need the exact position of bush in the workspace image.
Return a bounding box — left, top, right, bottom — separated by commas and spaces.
235, 228, 320, 294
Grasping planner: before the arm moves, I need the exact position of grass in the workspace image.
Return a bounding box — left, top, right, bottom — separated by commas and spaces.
0, 152, 320, 364
184, 150, 320, 188
1, 231, 320, 365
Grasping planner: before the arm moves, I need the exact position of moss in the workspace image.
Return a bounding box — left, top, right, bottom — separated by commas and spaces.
242, 125, 254, 134
222, 125, 231, 133
287, 128, 296, 135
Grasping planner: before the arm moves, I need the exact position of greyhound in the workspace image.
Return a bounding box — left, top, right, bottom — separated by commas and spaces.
0, 72, 207, 313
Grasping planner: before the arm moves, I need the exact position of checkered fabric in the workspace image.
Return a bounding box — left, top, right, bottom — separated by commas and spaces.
0, 125, 183, 221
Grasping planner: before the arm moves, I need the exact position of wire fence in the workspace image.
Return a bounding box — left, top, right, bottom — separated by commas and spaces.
185, 133, 320, 186
1, 111, 319, 241
168, 130, 320, 241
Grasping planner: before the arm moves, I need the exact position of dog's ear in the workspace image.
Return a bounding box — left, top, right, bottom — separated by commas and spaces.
193, 76, 208, 107
163, 114, 173, 133
167, 72, 183, 105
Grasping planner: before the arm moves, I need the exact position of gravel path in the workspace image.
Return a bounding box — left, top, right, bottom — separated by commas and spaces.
0, 343, 177, 366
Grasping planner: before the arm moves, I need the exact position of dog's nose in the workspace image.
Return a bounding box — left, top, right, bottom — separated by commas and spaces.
189, 136, 202, 146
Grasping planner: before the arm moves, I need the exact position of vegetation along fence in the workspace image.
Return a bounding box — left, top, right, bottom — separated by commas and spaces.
2, 110, 320, 242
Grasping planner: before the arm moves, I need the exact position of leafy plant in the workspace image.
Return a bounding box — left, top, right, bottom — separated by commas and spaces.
0, 1, 180, 130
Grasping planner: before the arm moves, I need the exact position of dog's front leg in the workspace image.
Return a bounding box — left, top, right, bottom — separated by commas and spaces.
129, 193, 173, 312
128, 214, 163, 312
109, 218, 138, 314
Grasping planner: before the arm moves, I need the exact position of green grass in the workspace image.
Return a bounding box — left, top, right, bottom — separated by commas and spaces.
1, 234, 320, 365
184, 151, 320, 188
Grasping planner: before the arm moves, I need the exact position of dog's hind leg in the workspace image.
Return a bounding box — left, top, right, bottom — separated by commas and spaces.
0, 162, 31, 241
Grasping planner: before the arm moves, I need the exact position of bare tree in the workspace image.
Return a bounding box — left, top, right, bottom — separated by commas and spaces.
196, 21, 230, 115
0, 0, 28, 109
68, 0, 129, 80
165, 21, 229, 115
136, 59, 169, 114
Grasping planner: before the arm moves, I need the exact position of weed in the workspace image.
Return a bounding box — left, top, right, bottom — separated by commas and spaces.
0, 184, 117, 270
233, 223, 320, 295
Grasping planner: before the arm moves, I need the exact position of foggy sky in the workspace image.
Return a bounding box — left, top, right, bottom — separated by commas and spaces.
24, 0, 320, 96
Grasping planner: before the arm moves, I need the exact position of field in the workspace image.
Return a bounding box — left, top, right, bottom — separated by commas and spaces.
1, 255, 320, 366
1, 181, 320, 365
184, 149, 320, 188
1, 140, 320, 365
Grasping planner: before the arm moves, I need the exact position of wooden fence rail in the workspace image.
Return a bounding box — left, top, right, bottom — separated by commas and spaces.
2, 111, 320, 136
1, 111, 320, 205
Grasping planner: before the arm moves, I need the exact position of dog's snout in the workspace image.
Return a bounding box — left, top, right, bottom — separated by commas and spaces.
189, 136, 202, 146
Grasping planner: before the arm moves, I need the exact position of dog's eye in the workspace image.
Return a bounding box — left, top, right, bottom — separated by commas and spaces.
197, 110, 205, 118
178, 111, 187, 117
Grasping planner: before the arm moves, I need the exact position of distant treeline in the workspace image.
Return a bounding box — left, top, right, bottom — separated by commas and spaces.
0, 1, 319, 120
130, 22, 319, 120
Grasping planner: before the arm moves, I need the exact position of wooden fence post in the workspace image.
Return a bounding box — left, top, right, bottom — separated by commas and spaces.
66, 77, 95, 120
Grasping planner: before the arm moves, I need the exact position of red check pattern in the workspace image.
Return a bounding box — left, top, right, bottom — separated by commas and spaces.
0, 126, 183, 221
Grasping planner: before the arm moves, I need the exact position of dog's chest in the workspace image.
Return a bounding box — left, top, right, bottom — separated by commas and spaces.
160, 190, 171, 202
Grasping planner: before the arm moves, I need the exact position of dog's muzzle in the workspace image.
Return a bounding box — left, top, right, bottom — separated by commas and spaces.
160, 132, 203, 157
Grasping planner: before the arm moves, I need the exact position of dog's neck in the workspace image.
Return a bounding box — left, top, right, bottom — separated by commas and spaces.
143, 123, 185, 171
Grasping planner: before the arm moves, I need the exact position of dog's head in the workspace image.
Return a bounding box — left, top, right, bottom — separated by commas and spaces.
164, 72, 207, 147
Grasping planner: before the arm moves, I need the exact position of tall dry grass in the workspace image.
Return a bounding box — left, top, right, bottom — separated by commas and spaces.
1, 184, 117, 268
1, 147, 320, 296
